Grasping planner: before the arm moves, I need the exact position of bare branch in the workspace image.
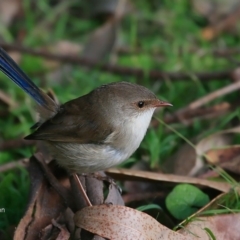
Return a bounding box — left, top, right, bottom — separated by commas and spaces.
0, 42, 233, 81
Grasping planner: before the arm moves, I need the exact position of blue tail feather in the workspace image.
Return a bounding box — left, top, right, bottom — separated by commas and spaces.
0, 48, 48, 107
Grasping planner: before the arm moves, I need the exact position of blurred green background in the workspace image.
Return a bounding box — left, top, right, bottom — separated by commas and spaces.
1, 0, 240, 238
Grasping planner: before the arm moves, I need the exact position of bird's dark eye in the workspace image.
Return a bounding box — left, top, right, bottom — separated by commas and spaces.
138, 101, 145, 108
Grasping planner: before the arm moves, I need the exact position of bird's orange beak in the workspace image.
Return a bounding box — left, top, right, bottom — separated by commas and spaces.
153, 99, 173, 108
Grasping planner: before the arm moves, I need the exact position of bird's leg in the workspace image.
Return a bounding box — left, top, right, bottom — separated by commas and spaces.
73, 173, 92, 207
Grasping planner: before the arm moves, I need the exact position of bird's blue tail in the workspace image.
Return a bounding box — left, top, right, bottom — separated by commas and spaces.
0, 48, 58, 116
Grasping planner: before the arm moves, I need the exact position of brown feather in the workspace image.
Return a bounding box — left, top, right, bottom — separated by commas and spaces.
25, 93, 113, 143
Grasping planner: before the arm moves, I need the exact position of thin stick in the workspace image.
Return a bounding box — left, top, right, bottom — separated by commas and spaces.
0, 138, 36, 151
0, 158, 28, 173
160, 102, 235, 125
0, 42, 233, 81
176, 81, 240, 116
0, 90, 17, 107
189, 81, 240, 109
73, 173, 92, 207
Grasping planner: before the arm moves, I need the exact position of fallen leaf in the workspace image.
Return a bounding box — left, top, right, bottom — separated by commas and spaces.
195, 126, 240, 175
205, 145, 240, 174
107, 168, 232, 193
163, 125, 236, 177
198, 127, 240, 174
14, 154, 67, 240
179, 213, 240, 240
74, 205, 191, 240
105, 183, 124, 206
206, 145, 240, 163
40, 218, 71, 240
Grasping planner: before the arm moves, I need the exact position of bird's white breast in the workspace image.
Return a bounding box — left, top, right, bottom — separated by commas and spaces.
118, 108, 155, 158
48, 108, 155, 173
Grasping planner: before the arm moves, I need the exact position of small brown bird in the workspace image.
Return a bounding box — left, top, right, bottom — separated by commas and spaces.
0, 48, 172, 173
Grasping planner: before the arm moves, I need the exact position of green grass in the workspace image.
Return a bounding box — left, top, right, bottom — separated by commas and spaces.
1, 0, 240, 235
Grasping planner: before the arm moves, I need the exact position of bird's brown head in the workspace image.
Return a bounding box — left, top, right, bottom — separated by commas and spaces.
90, 82, 172, 121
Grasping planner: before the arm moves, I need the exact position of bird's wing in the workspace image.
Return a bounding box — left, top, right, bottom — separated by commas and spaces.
25, 99, 113, 144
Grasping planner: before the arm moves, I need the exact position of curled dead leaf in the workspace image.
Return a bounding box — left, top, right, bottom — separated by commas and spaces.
199, 127, 240, 174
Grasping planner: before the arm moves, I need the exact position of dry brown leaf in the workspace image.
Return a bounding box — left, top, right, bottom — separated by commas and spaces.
163, 124, 238, 177
179, 213, 240, 239
14, 155, 67, 240
206, 145, 240, 174
195, 127, 233, 173
106, 168, 232, 193
52, 219, 71, 240
164, 126, 240, 177
74, 205, 191, 240
196, 129, 233, 157
105, 183, 125, 206
40, 218, 71, 240
12, 152, 125, 239
198, 127, 240, 172
206, 145, 240, 164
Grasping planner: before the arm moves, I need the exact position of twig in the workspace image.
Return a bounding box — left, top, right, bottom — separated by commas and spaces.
157, 102, 236, 126
0, 158, 28, 173
176, 81, 240, 117
0, 90, 17, 107
0, 42, 233, 81
0, 138, 36, 151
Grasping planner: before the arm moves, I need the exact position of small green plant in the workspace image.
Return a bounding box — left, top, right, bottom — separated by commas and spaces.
166, 184, 210, 220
